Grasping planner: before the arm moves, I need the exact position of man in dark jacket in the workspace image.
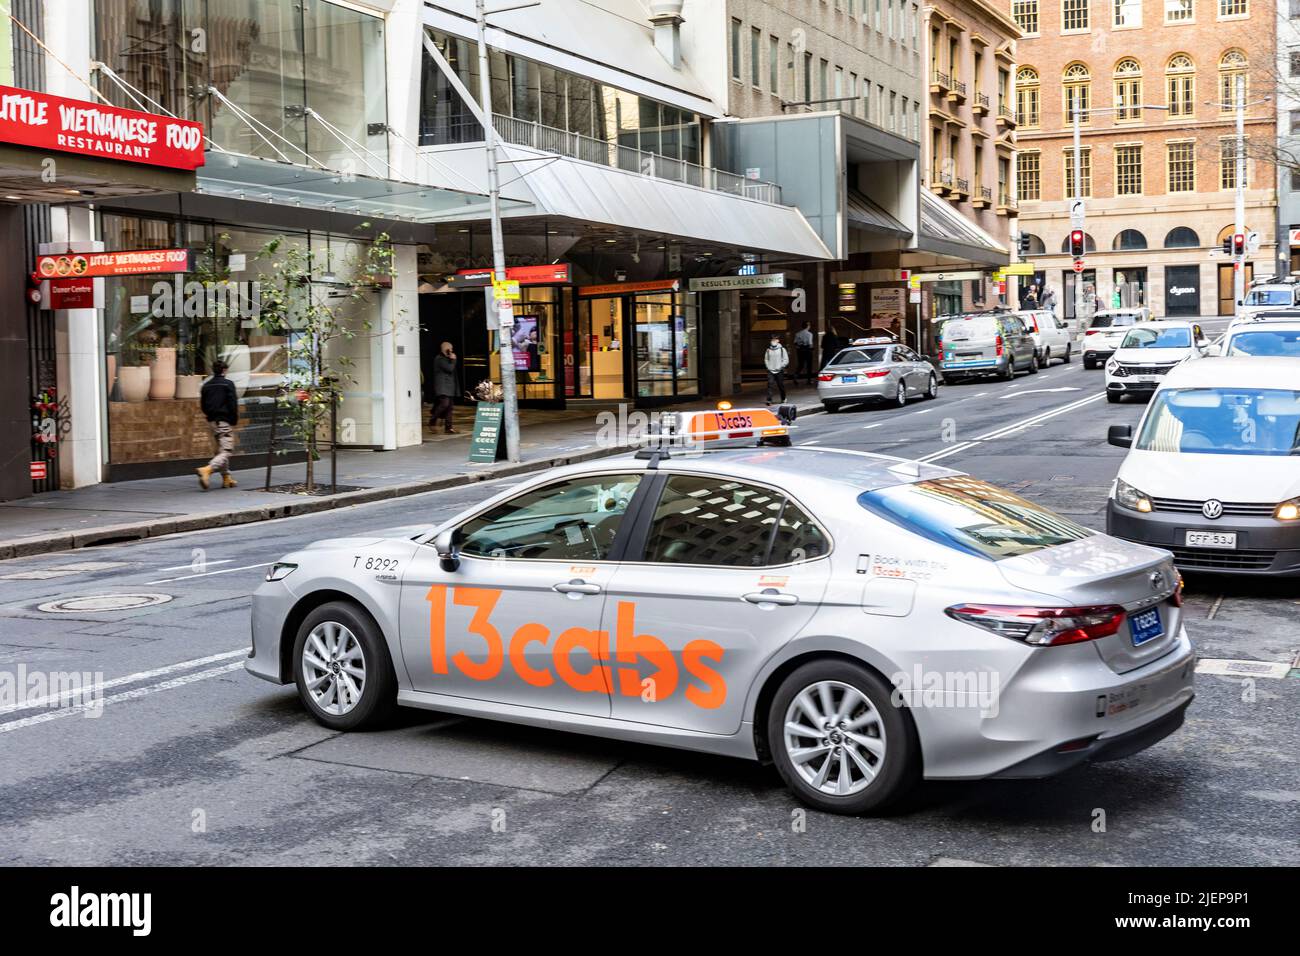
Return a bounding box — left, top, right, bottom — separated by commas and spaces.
197, 360, 239, 490
430, 341, 458, 434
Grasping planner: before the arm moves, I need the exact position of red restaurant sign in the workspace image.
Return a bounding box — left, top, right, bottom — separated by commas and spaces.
0, 85, 205, 170
35, 248, 191, 279
450, 264, 572, 287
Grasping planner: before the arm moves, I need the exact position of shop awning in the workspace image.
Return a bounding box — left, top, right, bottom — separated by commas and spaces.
914, 190, 1008, 266
847, 188, 911, 237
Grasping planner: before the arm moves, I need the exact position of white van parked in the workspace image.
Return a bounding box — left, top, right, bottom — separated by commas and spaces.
1106, 357, 1300, 576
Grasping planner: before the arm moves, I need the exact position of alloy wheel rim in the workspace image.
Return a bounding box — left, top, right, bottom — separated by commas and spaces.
302, 621, 366, 716
897, 381, 906, 405
783, 680, 887, 796
928, 375, 937, 396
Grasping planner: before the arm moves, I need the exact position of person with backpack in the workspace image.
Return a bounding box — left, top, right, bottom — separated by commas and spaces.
197, 360, 239, 490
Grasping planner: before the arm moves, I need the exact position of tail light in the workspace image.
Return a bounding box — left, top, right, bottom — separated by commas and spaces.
818, 373, 833, 382
864, 369, 890, 379
1171, 573, 1184, 607
945, 603, 1127, 647
995, 334, 1004, 356
1085, 328, 1100, 336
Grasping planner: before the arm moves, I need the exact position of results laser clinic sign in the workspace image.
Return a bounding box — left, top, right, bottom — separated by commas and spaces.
35, 248, 191, 279
0, 85, 205, 170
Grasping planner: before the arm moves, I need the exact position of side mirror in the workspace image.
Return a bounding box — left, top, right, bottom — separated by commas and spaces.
1107, 424, 1133, 449
434, 528, 460, 572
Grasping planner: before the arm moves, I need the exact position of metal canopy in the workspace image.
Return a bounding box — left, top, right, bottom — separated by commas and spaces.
915, 190, 1008, 265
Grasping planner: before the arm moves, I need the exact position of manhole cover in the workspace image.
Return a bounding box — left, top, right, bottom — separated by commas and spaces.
37, 593, 173, 614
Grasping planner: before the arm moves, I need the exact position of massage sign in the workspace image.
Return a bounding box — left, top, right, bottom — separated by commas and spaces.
0, 85, 205, 170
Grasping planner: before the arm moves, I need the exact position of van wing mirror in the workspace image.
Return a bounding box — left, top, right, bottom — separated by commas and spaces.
433, 528, 460, 572
1107, 424, 1133, 448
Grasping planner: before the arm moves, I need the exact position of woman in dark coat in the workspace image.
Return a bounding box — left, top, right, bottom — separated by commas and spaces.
430, 341, 458, 434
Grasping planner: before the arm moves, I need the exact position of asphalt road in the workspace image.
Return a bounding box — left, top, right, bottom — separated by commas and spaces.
2, 324, 1297, 867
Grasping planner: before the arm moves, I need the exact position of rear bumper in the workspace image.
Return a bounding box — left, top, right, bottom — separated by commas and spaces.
1083, 346, 1115, 362
940, 358, 1001, 379
1106, 501, 1300, 575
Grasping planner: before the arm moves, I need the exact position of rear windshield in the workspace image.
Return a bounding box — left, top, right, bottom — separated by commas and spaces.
1245, 289, 1294, 306
829, 347, 887, 366
1091, 313, 1138, 329
1121, 327, 1191, 349
1227, 329, 1300, 356
937, 316, 998, 341
858, 477, 1094, 560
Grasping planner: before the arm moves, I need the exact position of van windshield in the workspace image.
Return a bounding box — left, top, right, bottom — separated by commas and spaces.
1136, 388, 1300, 456
858, 477, 1094, 560
937, 316, 998, 342
1245, 289, 1293, 306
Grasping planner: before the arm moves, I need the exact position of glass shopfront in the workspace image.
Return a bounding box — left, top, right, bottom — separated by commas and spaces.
574, 289, 699, 401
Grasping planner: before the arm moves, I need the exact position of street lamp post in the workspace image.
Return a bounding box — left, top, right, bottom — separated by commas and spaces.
1233, 73, 1246, 319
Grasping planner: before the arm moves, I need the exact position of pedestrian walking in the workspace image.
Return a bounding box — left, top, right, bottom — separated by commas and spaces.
820, 323, 841, 372
793, 320, 815, 386
431, 341, 459, 434
764, 334, 789, 404
196, 360, 239, 490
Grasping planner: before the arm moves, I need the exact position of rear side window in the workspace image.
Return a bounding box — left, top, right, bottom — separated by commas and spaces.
858, 477, 1094, 560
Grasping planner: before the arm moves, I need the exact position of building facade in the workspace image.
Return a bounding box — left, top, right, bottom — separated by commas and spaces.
1012, 0, 1278, 319
1277, 1, 1300, 273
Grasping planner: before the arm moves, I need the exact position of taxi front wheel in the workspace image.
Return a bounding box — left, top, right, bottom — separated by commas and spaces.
768, 660, 919, 815
292, 601, 398, 732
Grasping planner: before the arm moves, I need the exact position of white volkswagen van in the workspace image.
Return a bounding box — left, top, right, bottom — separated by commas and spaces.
1106, 357, 1300, 576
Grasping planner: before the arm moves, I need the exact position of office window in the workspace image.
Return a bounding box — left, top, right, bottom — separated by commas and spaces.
770, 35, 779, 93
1220, 139, 1247, 188
1017, 151, 1041, 201
1219, 50, 1247, 112
730, 19, 741, 80
804, 52, 813, 101
1291, 0, 1300, 16
1063, 0, 1090, 30
1113, 59, 1142, 121
877, 83, 885, 124
1012, 0, 1040, 33
1167, 142, 1195, 192
1219, 0, 1246, 14
1064, 147, 1092, 197
887, 0, 895, 37
1291, 51, 1300, 77
1016, 67, 1040, 127
912, 101, 920, 140
949, 37, 959, 83
875, 0, 882, 31
1290, 168, 1300, 191
1166, 0, 1193, 22
1115, 0, 1142, 25
901, 94, 908, 130
819, 59, 829, 103
1166, 55, 1195, 117
1063, 62, 1091, 124
750, 27, 761, 86
850, 72, 859, 114
1116, 144, 1143, 195
913, 4, 920, 47
890, 91, 898, 131
1291, 109, 1300, 134
835, 67, 844, 111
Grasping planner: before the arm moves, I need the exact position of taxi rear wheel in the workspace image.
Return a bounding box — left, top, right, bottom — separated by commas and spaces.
893, 380, 907, 407
823, 401, 842, 414
768, 660, 919, 815
292, 601, 398, 731
924, 373, 938, 400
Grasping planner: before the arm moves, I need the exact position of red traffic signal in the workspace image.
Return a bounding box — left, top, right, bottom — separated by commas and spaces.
1232, 233, 1246, 256
1069, 229, 1085, 258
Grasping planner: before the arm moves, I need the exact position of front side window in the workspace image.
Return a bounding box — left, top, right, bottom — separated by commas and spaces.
1136, 389, 1300, 456
458, 474, 642, 561
643, 475, 827, 567
859, 477, 1094, 560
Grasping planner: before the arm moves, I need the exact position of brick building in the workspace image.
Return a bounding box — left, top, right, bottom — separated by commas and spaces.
1011, 0, 1277, 318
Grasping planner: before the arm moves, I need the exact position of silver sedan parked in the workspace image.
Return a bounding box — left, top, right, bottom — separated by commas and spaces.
817, 343, 938, 412
246, 447, 1195, 815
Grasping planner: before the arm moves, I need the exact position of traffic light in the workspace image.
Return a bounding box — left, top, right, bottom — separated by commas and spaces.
1222, 237, 1233, 255
1069, 229, 1085, 258
1018, 234, 1032, 256
1232, 233, 1246, 256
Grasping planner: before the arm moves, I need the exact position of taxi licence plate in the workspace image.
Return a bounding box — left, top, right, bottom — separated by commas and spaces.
840, 375, 858, 383
1185, 530, 1237, 549
1129, 607, 1164, 647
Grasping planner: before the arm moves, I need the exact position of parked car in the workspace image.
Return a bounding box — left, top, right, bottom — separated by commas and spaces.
1082, 307, 1153, 369
818, 342, 938, 412
933, 311, 1038, 381
1216, 321, 1300, 357
1104, 320, 1209, 403
1014, 309, 1074, 367
1238, 280, 1300, 323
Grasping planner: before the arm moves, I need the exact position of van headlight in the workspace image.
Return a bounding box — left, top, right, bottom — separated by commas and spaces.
1275, 498, 1300, 521
1106, 359, 1125, 376
266, 562, 298, 582
1115, 479, 1153, 513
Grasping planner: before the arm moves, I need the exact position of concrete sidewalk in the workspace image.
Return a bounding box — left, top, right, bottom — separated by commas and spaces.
0, 383, 822, 559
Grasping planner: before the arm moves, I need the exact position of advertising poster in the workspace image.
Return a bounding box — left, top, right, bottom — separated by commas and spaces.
510, 314, 540, 372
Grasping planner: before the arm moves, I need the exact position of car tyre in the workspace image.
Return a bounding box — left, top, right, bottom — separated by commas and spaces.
767, 659, 919, 815
924, 373, 938, 400
1063, 343, 1072, 364
293, 600, 398, 731
822, 400, 841, 414
893, 379, 907, 407
1107, 392, 1123, 404
999, 359, 1014, 381
1083, 356, 1095, 370
1042, 348, 1051, 367
1028, 352, 1040, 374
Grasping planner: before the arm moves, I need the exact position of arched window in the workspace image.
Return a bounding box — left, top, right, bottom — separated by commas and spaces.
1219, 50, 1247, 113
1113, 229, 1148, 250
1022, 233, 1047, 255
1060, 232, 1097, 253
1164, 227, 1200, 248
1063, 62, 1091, 125
1016, 67, 1040, 127
1166, 54, 1195, 118
1113, 58, 1142, 122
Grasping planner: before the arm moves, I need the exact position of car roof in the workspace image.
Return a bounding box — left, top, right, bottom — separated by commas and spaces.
1159, 356, 1300, 389
1126, 319, 1194, 329
1227, 322, 1300, 333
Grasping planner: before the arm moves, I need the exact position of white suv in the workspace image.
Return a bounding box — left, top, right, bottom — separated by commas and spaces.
1104, 320, 1208, 403
1015, 309, 1073, 367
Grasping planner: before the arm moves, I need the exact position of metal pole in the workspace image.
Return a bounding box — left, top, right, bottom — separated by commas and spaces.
331, 386, 338, 496
476, 0, 521, 463
1233, 73, 1246, 320
265, 393, 278, 492
1072, 106, 1085, 327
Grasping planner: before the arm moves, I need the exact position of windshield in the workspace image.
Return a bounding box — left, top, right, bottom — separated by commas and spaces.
1227, 329, 1300, 357
858, 477, 1094, 560
1120, 327, 1192, 349
1245, 289, 1294, 306
829, 347, 887, 366
937, 316, 998, 341
1136, 388, 1300, 456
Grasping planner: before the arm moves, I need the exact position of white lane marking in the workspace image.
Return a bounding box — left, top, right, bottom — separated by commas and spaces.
918, 392, 1106, 463
0, 661, 247, 733
0, 648, 248, 715
146, 562, 273, 585
862, 422, 884, 429
800, 439, 822, 445
1001, 387, 1081, 398
973, 392, 988, 397
159, 559, 236, 572
911, 408, 934, 415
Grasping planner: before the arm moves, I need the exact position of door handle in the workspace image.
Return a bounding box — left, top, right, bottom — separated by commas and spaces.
553, 580, 601, 595
742, 589, 799, 606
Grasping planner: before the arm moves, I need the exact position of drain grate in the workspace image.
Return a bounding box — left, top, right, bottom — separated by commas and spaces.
37, 593, 173, 614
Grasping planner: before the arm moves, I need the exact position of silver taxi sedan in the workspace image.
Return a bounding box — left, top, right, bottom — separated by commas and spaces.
817, 343, 938, 413
246, 447, 1195, 816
